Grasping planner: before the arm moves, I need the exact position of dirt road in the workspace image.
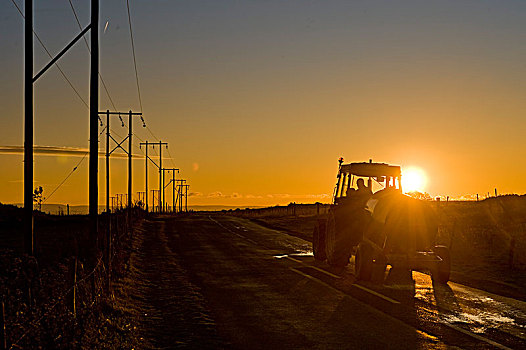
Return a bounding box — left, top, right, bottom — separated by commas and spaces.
116, 214, 526, 349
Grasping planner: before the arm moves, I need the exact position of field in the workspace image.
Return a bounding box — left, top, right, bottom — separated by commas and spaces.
2, 196, 526, 348
232, 196, 526, 300
0, 204, 142, 349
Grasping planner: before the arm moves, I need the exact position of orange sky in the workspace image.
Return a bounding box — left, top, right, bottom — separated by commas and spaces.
1, 1, 526, 207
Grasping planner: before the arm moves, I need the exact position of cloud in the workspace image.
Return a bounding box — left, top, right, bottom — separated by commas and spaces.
264, 193, 330, 200
208, 191, 224, 198
189, 192, 202, 197
304, 194, 331, 199
0, 145, 141, 159
245, 194, 263, 199
207, 192, 243, 198
272, 194, 291, 199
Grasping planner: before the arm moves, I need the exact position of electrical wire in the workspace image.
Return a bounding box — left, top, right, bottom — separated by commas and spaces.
9, 0, 89, 109
9, 0, 168, 200
68, 0, 147, 157
126, 0, 143, 112
43, 126, 107, 203
67, 0, 118, 112
42, 153, 87, 203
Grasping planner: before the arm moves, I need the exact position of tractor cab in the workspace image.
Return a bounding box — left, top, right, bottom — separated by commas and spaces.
333, 159, 402, 205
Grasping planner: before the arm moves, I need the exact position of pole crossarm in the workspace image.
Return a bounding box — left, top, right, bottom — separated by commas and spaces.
162, 168, 178, 188
139, 141, 167, 212
161, 168, 179, 212
139, 141, 168, 212
98, 111, 142, 115
102, 109, 142, 217
33, 24, 92, 83
101, 110, 141, 155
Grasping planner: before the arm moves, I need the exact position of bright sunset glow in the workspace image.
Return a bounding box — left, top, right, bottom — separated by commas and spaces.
402, 167, 427, 193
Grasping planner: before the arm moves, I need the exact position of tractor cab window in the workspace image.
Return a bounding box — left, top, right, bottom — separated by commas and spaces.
333, 162, 402, 204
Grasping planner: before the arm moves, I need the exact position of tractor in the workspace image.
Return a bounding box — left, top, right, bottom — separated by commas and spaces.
312, 158, 450, 284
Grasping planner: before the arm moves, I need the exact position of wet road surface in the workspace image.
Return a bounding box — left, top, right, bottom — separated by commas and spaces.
120, 214, 526, 349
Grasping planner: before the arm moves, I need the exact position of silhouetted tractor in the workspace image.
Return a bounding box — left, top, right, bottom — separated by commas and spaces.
312, 158, 450, 284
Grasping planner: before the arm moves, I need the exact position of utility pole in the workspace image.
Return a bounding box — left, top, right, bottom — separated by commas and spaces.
140, 141, 167, 212
89, 0, 99, 262
24, 0, 34, 256
99, 110, 144, 231
172, 171, 176, 212
150, 189, 160, 212
176, 179, 186, 213
24, 0, 98, 257
105, 111, 110, 213
161, 168, 179, 213
110, 196, 116, 212
184, 184, 189, 212
141, 141, 148, 212
127, 111, 132, 230
160, 150, 164, 212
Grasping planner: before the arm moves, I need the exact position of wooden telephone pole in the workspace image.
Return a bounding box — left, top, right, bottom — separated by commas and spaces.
24, 0, 99, 257
161, 168, 179, 212
139, 141, 167, 212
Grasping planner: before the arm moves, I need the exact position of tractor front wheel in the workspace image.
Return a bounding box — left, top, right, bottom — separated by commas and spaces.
325, 211, 351, 267
431, 246, 451, 284
355, 241, 374, 281
312, 221, 327, 261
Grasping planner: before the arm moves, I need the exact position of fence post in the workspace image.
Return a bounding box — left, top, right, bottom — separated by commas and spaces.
107, 214, 112, 291
68, 257, 77, 318
1, 301, 6, 350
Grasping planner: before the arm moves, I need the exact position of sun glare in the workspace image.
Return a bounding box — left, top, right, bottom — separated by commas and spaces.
401, 167, 427, 193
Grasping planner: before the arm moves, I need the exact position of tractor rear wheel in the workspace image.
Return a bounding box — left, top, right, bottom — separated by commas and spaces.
312, 221, 327, 261
325, 211, 351, 267
431, 246, 451, 284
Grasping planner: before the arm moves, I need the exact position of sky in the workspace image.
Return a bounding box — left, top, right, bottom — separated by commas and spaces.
1, 0, 526, 207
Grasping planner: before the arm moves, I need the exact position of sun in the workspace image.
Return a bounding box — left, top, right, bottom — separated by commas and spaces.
401, 167, 427, 193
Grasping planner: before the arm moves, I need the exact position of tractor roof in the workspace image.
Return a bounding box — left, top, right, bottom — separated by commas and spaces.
340, 162, 401, 178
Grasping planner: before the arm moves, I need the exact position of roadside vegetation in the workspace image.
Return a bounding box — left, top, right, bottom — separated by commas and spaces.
0, 203, 141, 349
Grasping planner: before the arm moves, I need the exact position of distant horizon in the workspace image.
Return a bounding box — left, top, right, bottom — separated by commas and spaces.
5, 189, 525, 213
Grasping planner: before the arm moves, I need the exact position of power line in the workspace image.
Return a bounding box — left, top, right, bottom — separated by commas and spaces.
43, 152, 87, 203
123, 2, 162, 158
126, 0, 143, 112
67, 0, 117, 112
147, 126, 177, 169
43, 126, 107, 203
9, 0, 89, 109
68, 0, 148, 157
9, 0, 164, 202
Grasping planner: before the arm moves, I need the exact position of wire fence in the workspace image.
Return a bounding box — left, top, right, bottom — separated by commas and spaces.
1, 209, 146, 350
229, 203, 330, 218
